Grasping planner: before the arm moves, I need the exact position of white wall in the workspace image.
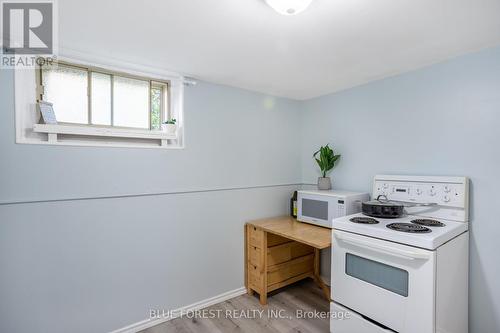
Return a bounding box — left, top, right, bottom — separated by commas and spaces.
300, 46, 500, 333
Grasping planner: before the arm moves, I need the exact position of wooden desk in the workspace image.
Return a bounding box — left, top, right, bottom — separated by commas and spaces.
244, 216, 332, 305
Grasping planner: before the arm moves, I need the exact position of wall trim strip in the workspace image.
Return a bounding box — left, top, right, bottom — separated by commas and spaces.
0, 183, 303, 206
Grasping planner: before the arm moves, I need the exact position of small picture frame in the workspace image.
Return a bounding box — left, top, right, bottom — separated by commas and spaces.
37, 101, 58, 124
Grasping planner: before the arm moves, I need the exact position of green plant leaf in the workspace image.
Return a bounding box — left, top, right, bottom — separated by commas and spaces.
313, 144, 341, 177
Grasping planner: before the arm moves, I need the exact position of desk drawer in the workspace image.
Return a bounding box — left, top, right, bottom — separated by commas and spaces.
268, 241, 313, 266
248, 245, 262, 267
248, 264, 263, 291
248, 225, 264, 248
267, 254, 314, 285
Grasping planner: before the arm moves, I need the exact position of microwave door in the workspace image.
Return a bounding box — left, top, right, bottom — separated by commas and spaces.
302, 198, 329, 220
299, 195, 335, 228
332, 231, 436, 333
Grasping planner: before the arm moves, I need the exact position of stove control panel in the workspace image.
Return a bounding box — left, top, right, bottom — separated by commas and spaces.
374, 182, 465, 206
373, 175, 469, 222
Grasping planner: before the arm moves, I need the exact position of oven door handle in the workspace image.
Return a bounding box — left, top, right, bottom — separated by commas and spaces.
334, 233, 431, 260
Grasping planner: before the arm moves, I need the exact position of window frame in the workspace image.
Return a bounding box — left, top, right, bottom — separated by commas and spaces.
14, 54, 185, 149
35, 60, 170, 131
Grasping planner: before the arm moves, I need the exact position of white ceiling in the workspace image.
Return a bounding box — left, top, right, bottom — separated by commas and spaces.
59, 0, 500, 100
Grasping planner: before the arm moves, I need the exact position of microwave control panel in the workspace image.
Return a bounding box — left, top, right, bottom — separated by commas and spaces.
336, 199, 346, 218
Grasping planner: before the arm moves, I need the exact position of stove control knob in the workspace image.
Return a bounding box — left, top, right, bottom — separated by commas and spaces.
443, 195, 451, 203
383, 183, 389, 189
429, 188, 436, 196
444, 185, 451, 193
416, 188, 422, 195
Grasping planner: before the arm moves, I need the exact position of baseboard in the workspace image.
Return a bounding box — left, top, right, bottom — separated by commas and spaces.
109, 286, 247, 333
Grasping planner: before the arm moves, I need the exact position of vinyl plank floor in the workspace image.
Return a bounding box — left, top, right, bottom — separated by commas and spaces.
139, 279, 329, 333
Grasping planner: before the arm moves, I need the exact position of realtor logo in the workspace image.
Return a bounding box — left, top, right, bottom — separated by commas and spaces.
2, 1, 54, 54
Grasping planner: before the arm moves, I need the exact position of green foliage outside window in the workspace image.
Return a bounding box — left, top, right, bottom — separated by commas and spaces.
151, 88, 161, 130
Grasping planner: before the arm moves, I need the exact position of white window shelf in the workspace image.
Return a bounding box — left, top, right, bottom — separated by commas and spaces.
33, 123, 176, 146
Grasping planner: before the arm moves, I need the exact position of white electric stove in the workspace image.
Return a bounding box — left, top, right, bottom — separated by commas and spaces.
330, 175, 469, 333
332, 212, 468, 250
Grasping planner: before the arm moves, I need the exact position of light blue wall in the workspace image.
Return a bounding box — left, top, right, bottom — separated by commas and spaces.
300, 46, 500, 333
0, 69, 302, 333
0, 186, 296, 333
2, 45, 500, 333
0, 72, 301, 204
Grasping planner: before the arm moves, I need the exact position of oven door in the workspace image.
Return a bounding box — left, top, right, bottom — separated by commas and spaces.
332, 230, 436, 333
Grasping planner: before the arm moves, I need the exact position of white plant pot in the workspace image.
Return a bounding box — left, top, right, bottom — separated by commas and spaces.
162, 123, 177, 134
318, 177, 332, 190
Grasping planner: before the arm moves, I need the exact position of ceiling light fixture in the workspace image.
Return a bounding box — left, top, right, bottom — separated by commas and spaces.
265, 0, 313, 15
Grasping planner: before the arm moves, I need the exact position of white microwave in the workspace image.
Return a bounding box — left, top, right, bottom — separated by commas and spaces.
297, 190, 369, 228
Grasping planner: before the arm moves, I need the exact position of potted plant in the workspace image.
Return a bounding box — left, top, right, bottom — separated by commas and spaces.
313, 144, 341, 190
161, 118, 177, 134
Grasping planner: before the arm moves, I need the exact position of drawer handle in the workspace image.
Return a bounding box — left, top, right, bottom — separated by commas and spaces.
253, 227, 257, 231
254, 247, 257, 250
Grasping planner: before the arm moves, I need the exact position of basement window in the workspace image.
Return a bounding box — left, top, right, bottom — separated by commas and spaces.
15, 58, 184, 149
38, 62, 171, 129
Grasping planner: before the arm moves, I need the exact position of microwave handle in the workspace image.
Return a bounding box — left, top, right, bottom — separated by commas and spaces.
334, 233, 431, 260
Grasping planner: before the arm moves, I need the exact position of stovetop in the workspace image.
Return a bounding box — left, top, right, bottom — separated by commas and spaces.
333, 213, 468, 250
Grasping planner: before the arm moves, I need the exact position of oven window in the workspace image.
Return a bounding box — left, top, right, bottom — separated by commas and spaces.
346, 253, 409, 297
302, 199, 328, 220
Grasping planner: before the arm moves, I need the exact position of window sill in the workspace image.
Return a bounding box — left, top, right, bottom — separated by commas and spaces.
33, 123, 178, 148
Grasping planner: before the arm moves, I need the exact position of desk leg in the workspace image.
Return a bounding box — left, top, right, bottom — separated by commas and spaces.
259, 231, 268, 305
244, 226, 254, 296
313, 248, 331, 302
